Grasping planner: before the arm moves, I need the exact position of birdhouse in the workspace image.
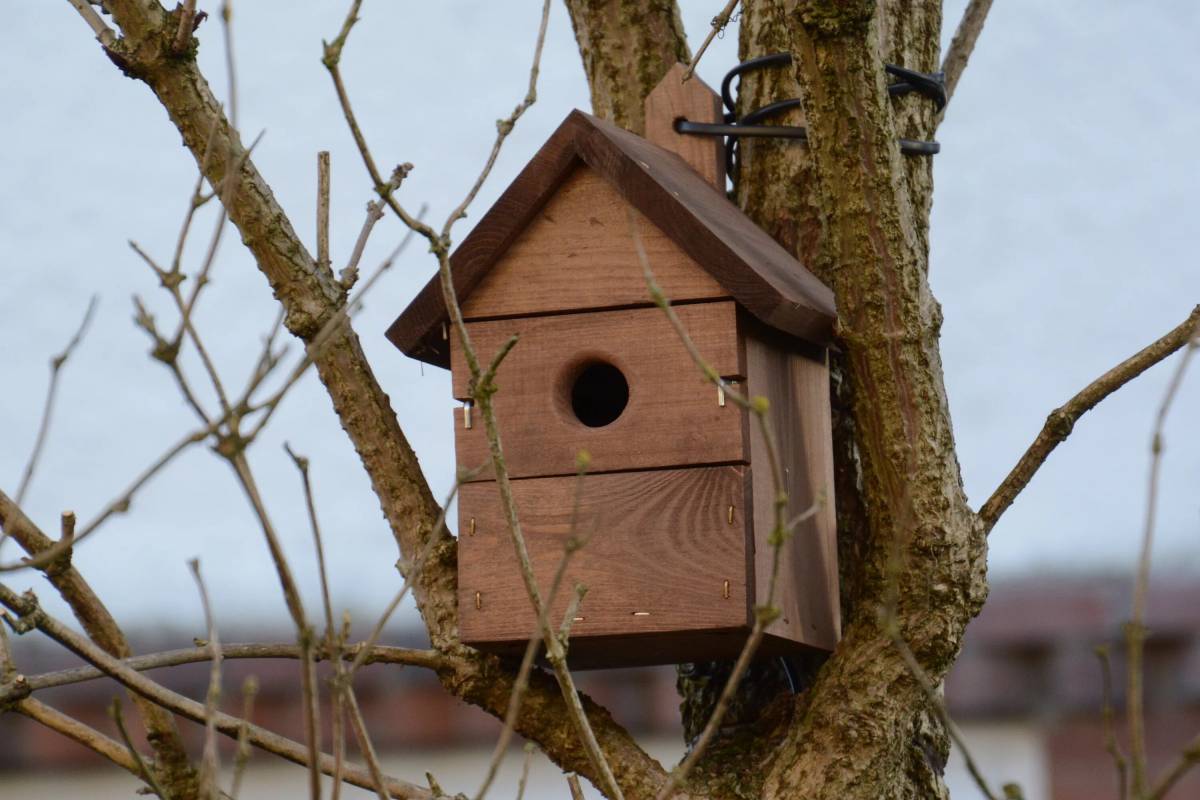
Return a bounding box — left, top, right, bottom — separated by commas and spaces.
387, 66, 839, 668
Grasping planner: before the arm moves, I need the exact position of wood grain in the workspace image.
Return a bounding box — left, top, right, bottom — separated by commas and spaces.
643, 63, 725, 189
386, 110, 835, 369
458, 466, 752, 666
452, 302, 747, 480
461, 165, 726, 320
743, 317, 840, 651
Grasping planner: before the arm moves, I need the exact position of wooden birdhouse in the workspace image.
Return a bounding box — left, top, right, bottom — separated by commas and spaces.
387, 66, 839, 668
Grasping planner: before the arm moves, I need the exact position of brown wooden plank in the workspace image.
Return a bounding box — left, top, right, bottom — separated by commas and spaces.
461, 165, 726, 320
643, 63, 725, 189
451, 302, 746, 479
457, 466, 752, 655
743, 318, 840, 651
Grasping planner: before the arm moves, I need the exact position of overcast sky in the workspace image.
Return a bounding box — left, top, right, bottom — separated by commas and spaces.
1, 1, 1197, 638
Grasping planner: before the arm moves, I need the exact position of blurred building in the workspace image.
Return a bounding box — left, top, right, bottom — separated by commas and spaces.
1, 577, 1197, 799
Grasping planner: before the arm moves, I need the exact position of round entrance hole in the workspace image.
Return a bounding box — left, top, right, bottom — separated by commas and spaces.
569, 361, 629, 428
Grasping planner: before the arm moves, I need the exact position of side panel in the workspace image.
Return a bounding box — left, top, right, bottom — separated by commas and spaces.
451, 302, 747, 480
458, 466, 752, 654
460, 165, 728, 320
743, 319, 840, 652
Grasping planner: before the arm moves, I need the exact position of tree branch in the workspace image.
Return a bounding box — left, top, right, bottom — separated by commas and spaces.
940, 0, 995, 107
978, 305, 1200, 532
0, 585, 433, 800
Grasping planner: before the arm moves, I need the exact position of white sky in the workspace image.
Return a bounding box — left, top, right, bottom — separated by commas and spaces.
1, 1, 1197, 637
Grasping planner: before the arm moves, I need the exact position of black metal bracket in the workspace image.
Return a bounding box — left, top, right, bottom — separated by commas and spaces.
680, 52, 944, 177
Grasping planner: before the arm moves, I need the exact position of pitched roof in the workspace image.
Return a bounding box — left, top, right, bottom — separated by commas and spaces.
386, 110, 836, 368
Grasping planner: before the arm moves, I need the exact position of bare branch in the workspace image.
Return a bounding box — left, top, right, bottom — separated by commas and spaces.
1129, 313, 1200, 796
15, 697, 141, 776
475, 457, 594, 800
0, 492, 196, 791
567, 774, 586, 800
65, 0, 117, 47
188, 560, 223, 800
979, 305, 1200, 532
317, 151, 331, 273
1, 641, 443, 702
1149, 732, 1200, 800
1094, 645, 1129, 800
109, 697, 174, 800
886, 631, 1001, 800
683, 0, 739, 81
173, 0, 198, 53
515, 744, 535, 800
230, 676, 259, 800
285, 444, 336, 642
441, 0, 552, 238
0, 585, 433, 800
14, 295, 98, 506
941, 0, 995, 106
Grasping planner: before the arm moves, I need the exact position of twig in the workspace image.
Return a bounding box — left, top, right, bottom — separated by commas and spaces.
173, 0, 198, 53
1128, 315, 1200, 797
342, 687, 391, 800
65, 0, 117, 48
230, 676, 259, 800
0, 585, 433, 800
341, 165, 410, 290
515, 744, 536, 800
440, 0, 551, 238
14, 295, 98, 505
285, 444, 336, 643
1149, 732, 1200, 800
282, 443, 330, 800
978, 305, 1200, 532
941, 0, 995, 106
0, 425, 212, 573
631, 211, 803, 800
1094, 645, 1129, 800
887, 631, 1001, 800
347, 475, 468, 677
318, 151, 331, 273
567, 774, 586, 800
0, 641, 443, 703
683, 0, 739, 82
15, 697, 141, 776
110, 697, 174, 800
475, 455, 594, 800
321, 0, 431, 237
188, 559, 223, 800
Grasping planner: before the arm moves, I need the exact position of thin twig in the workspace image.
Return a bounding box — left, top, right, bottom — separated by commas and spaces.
941, 0, 995, 106
1149, 732, 1200, 800
110, 697, 174, 800
887, 632, 1001, 800
341, 165, 410, 290
683, 0, 739, 82
173, 0, 198, 53
0, 641, 443, 703
15, 697, 141, 776
440, 0, 552, 238
65, 0, 117, 48
1094, 645, 1129, 800
1129, 317, 1200, 797
285, 444, 336, 643
230, 676, 259, 800
979, 305, 1200, 532
515, 744, 536, 800
342, 687, 391, 800
475, 455, 594, 800
188, 559, 223, 800
14, 295, 98, 505
0, 585, 433, 800
567, 774, 586, 800
318, 151, 331, 273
